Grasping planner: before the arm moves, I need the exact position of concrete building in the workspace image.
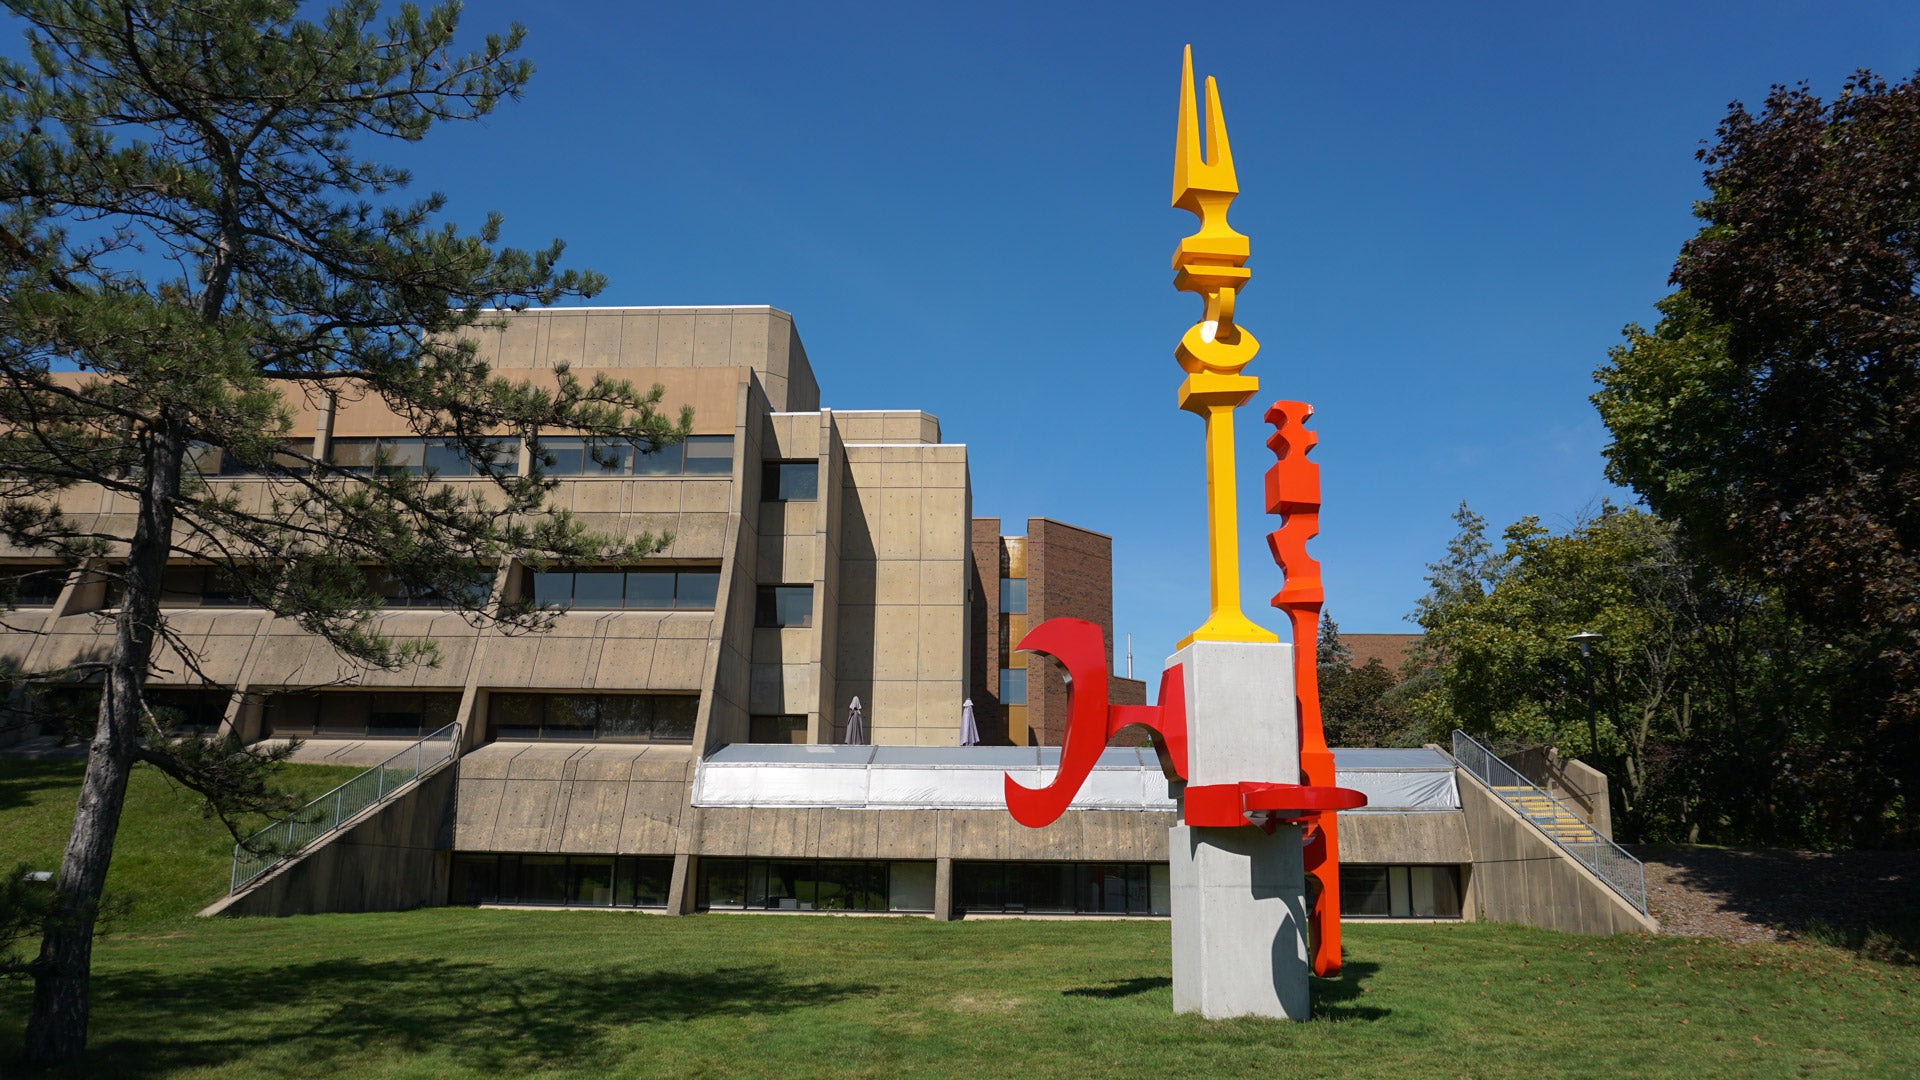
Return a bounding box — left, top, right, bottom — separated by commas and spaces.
0, 306, 1655, 935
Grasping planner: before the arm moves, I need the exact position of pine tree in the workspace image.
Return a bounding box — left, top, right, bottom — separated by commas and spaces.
0, 1, 685, 1063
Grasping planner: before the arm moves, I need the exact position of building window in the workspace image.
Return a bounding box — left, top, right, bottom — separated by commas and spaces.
146, 688, 232, 734
262, 691, 460, 738
0, 566, 66, 608
761, 461, 818, 502
1000, 577, 1026, 614
529, 567, 720, 610
698, 859, 934, 913
489, 692, 697, 742
450, 853, 673, 908
329, 436, 519, 477
954, 861, 1169, 916
1000, 667, 1027, 706
1339, 865, 1462, 919
755, 585, 813, 628
749, 714, 808, 744
158, 566, 252, 607
624, 433, 734, 477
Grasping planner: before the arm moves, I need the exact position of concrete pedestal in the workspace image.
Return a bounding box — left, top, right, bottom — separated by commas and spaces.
1166, 639, 1309, 1020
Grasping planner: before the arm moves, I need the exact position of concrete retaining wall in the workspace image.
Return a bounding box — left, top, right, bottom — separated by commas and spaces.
206, 765, 458, 918
1457, 768, 1656, 934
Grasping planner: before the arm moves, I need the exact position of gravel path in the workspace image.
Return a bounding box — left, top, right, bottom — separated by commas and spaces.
1631, 844, 1920, 944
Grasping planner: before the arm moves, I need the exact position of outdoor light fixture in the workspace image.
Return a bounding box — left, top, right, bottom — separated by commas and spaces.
1566, 631, 1604, 759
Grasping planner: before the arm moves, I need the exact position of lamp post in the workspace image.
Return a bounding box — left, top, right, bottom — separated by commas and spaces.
1567, 631, 1604, 759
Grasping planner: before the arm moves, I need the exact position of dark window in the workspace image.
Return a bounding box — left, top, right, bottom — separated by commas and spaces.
488, 693, 697, 743
1000, 577, 1027, 614
1338, 865, 1462, 919
157, 566, 251, 607
749, 714, 808, 744
528, 567, 721, 611
761, 461, 818, 501
697, 859, 934, 913
262, 691, 459, 738
368, 567, 494, 608
146, 688, 231, 734
213, 440, 315, 476
331, 436, 518, 477
0, 566, 66, 607
535, 433, 733, 477
1000, 667, 1027, 706
755, 585, 813, 627
953, 861, 1169, 917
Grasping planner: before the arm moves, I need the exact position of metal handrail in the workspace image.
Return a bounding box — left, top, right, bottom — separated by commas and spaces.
1450, 729, 1647, 914
229, 722, 461, 894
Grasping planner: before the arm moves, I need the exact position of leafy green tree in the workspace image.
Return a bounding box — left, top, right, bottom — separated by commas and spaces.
1595, 71, 1920, 844
0, 1, 686, 1064
1411, 503, 1861, 844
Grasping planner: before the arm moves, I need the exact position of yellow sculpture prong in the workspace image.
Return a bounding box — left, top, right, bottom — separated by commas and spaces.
1173, 45, 1275, 647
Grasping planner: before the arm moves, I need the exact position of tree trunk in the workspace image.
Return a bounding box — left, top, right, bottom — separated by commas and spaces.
23, 421, 182, 1068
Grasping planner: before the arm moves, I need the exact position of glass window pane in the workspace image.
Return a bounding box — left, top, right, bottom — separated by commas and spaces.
759, 585, 812, 627
619, 857, 672, 908
570, 858, 616, 906
623, 571, 676, 610
954, 862, 1007, 914
768, 861, 816, 910
544, 696, 597, 737
703, 859, 747, 910
632, 437, 680, 475
569, 571, 625, 609
1000, 577, 1027, 614
582, 438, 634, 475
597, 695, 652, 739
537, 436, 587, 476
531, 571, 574, 607
520, 856, 568, 905
1389, 865, 1412, 918
1340, 866, 1392, 917
422, 441, 471, 477
763, 461, 817, 501
888, 862, 936, 912
1150, 863, 1172, 916
652, 696, 697, 741
329, 438, 379, 472
675, 571, 719, 610
1000, 668, 1027, 706
682, 435, 733, 475
381, 438, 427, 474
491, 693, 543, 740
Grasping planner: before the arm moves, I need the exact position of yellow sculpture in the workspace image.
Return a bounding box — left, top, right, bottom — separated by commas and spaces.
1174, 45, 1277, 648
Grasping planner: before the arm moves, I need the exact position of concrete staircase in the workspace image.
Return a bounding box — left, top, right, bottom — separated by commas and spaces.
1492, 786, 1602, 845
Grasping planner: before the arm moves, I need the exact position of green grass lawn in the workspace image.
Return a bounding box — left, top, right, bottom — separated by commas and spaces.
3, 761, 1916, 1078
0, 912, 1913, 1078
1, 758, 366, 926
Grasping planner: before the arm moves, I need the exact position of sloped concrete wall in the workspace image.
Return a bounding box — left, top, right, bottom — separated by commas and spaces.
209, 766, 457, 918
1457, 769, 1656, 934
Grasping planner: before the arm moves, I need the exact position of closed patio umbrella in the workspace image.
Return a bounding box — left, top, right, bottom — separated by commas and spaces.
845, 696, 865, 745
960, 698, 980, 746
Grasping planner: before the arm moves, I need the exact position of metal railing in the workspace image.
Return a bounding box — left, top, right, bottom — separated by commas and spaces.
230, 723, 461, 894
1450, 729, 1647, 914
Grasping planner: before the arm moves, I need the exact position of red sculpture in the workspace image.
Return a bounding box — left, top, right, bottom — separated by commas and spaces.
1004, 618, 1188, 829
1263, 399, 1347, 977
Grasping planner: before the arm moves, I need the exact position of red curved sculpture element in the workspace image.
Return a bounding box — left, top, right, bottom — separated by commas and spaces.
1183, 782, 1368, 831
1004, 617, 1189, 829
1263, 399, 1357, 978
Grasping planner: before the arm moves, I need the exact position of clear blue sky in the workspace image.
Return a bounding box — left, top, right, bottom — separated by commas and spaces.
362, 0, 1920, 676
26, 2, 1920, 680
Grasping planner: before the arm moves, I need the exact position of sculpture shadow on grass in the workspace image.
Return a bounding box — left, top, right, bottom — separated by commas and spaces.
1057, 959, 1387, 1022
1062, 976, 1170, 999
81, 958, 879, 1077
